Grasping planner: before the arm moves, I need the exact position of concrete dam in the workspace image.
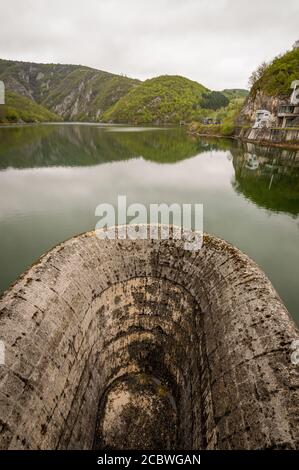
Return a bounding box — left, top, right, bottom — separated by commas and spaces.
0, 225, 298, 450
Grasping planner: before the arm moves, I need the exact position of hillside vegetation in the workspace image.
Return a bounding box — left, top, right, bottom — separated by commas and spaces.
103, 75, 210, 124
250, 48, 299, 97
1, 91, 60, 123
0, 59, 140, 122
222, 89, 249, 100
200, 91, 229, 110
103, 76, 247, 124
189, 97, 245, 137
0, 58, 248, 124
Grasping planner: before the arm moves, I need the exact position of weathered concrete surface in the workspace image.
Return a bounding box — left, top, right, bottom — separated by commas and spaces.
0, 226, 298, 450
236, 126, 299, 148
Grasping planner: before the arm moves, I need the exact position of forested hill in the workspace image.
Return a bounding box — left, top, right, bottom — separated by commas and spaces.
0, 58, 247, 124
103, 76, 248, 124
103, 75, 209, 124
0, 59, 140, 122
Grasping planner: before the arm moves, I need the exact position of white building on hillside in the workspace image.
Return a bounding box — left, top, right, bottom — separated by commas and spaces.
277, 80, 299, 127
253, 109, 271, 128
290, 80, 299, 105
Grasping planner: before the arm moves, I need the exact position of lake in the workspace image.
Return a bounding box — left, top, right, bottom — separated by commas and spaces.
0, 123, 298, 325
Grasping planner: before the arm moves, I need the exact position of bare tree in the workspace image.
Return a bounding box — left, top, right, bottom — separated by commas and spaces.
248, 61, 268, 88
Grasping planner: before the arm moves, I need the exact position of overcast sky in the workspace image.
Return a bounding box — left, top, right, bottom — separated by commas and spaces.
0, 0, 298, 90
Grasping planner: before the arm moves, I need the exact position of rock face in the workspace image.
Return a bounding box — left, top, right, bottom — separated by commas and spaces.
0, 59, 140, 121
0, 226, 298, 450
237, 90, 288, 126
236, 90, 299, 146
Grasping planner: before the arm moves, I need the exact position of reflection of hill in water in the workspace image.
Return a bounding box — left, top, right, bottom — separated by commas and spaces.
231, 142, 299, 216
0, 125, 220, 169
2, 126, 298, 216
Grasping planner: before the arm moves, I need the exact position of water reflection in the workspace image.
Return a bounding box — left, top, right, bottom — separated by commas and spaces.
0, 124, 221, 168
231, 142, 299, 215
0, 124, 298, 324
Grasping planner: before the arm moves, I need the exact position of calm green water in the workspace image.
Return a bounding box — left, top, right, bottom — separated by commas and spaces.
0, 123, 299, 324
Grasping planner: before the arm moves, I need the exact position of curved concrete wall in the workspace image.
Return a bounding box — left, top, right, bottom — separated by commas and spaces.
0, 226, 298, 450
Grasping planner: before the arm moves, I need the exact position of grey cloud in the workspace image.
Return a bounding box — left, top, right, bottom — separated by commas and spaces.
0, 0, 298, 89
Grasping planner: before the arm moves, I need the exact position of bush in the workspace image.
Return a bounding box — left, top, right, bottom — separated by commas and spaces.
5, 106, 19, 122
220, 119, 235, 136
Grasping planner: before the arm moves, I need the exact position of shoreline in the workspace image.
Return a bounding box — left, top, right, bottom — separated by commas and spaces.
188, 130, 299, 150
1, 121, 299, 150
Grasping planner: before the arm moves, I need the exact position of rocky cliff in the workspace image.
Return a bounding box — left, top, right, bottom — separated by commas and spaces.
237, 48, 299, 127
0, 59, 140, 121
237, 90, 288, 127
